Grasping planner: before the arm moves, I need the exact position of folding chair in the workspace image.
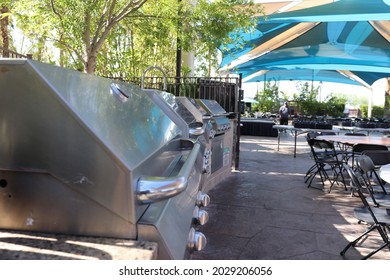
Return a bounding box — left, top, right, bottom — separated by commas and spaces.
361, 150, 390, 191
340, 164, 390, 259
362, 149, 390, 168
305, 138, 347, 192
355, 156, 390, 206
351, 143, 388, 168
304, 132, 321, 185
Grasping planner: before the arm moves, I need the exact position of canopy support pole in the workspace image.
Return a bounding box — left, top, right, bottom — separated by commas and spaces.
368, 87, 373, 118
337, 70, 373, 118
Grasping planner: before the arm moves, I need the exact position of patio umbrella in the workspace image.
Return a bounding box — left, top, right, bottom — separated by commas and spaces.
219, 0, 390, 88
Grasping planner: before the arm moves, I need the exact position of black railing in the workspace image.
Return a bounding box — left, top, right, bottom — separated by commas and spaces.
123, 76, 240, 115
0, 47, 32, 59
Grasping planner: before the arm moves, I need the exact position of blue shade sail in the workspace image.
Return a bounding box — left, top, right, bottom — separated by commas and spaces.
220, 0, 390, 86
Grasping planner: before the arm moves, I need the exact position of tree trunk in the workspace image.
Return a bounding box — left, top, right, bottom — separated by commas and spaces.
384, 77, 390, 119
85, 54, 97, 74
1, 6, 9, 57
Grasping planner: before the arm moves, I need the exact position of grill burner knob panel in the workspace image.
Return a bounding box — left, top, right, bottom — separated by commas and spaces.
187, 227, 207, 252
196, 192, 210, 207
203, 149, 212, 174
192, 206, 209, 226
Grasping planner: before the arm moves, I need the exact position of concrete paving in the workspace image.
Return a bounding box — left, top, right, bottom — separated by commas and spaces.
191, 132, 390, 260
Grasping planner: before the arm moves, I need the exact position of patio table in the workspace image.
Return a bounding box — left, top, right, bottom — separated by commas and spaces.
317, 135, 390, 165
317, 135, 390, 147
273, 125, 340, 157
380, 164, 390, 184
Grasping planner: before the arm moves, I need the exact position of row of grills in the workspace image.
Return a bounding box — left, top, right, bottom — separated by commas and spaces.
0, 59, 234, 259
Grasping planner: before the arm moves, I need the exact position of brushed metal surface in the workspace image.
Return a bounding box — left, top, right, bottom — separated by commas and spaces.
0, 59, 184, 239
0, 59, 207, 259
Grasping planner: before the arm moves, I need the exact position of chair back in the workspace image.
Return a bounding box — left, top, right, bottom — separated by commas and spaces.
362, 150, 390, 166
355, 155, 387, 205
344, 164, 378, 221
306, 132, 319, 141
356, 155, 376, 174
352, 143, 388, 153
308, 139, 339, 159
315, 139, 337, 154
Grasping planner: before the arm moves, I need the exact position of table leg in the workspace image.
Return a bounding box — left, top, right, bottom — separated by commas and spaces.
294, 130, 298, 158
277, 129, 281, 151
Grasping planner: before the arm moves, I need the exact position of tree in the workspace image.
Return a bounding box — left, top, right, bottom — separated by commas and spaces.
53, 0, 149, 74
189, 0, 263, 76
10, 0, 262, 76
1, 5, 11, 56
293, 82, 318, 115
253, 80, 281, 113
12, 0, 149, 73
384, 77, 390, 118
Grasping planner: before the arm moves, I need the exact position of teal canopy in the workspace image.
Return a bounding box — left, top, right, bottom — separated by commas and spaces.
219, 0, 390, 87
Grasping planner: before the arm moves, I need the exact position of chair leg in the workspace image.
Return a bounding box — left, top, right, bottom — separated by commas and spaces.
340, 224, 376, 257
304, 164, 317, 183
328, 164, 348, 193
362, 224, 390, 259
362, 243, 389, 260
306, 162, 327, 190
341, 224, 390, 259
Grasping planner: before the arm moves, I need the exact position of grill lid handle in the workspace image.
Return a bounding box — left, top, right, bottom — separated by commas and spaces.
137, 142, 200, 204
141, 66, 168, 91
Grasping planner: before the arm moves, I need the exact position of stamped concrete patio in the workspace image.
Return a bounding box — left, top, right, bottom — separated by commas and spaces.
191, 132, 390, 260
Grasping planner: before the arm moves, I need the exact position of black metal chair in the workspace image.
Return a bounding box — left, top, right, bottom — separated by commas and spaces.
341, 164, 390, 259
362, 149, 390, 168
304, 132, 321, 185
355, 155, 390, 202
351, 143, 388, 168
306, 138, 347, 192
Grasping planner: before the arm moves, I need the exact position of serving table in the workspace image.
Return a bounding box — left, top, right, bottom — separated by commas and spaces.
273, 125, 340, 157
316, 135, 390, 147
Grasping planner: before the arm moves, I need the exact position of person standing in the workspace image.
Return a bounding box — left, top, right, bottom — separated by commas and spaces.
279, 101, 290, 125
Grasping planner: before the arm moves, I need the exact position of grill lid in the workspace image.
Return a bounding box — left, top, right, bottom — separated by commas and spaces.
0, 59, 182, 170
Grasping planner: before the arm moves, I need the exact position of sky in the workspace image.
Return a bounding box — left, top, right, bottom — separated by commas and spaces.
241, 78, 387, 107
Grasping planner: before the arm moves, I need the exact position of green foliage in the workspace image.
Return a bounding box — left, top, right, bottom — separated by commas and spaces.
293, 82, 320, 115
321, 94, 346, 117
8, 0, 262, 76
191, 0, 263, 75
252, 80, 282, 113
292, 82, 346, 116
360, 105, 384, 119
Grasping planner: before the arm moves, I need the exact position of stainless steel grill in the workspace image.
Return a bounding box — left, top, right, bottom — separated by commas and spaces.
0, 59, 207, 259
190, 99, 234, 191
195, 99, 232, 136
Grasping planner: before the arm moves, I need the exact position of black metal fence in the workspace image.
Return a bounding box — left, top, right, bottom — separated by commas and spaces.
125, 76, 240, 115
0, 47, 32, 59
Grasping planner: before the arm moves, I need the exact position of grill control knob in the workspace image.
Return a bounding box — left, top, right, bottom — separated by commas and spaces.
187, 227, 207, 252
196, 192, 210, 207
192, 206, 209, 225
